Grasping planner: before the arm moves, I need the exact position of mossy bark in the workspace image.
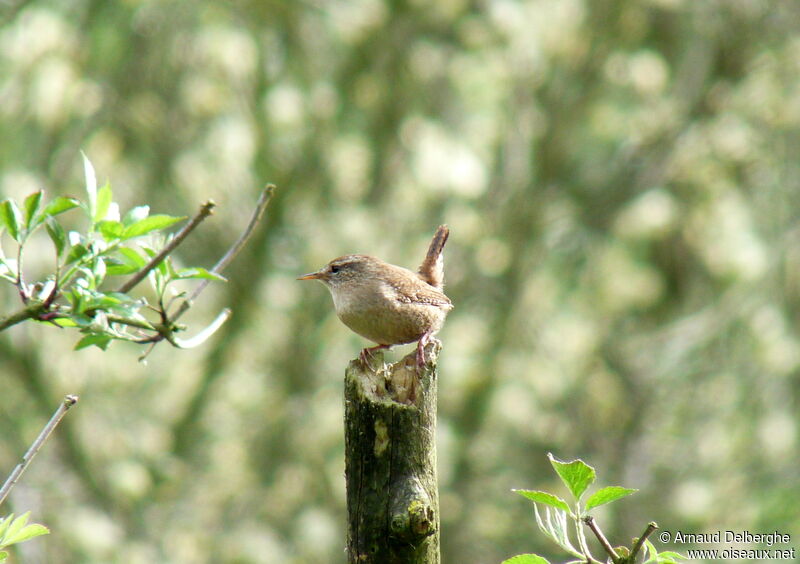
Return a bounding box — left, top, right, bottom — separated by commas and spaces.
344, 341, 440, 564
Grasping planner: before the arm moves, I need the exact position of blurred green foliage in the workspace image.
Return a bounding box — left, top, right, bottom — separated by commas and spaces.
1, 0, 799, 562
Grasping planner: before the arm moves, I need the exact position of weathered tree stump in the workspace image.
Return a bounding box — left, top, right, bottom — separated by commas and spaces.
344, 340, 441, 564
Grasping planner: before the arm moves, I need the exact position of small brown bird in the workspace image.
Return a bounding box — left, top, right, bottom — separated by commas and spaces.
298, 226, 452, 369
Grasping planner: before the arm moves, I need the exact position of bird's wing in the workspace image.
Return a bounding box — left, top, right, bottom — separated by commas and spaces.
408, 287, 452, 309
379, 263, 453, 309
392, 282, 452, 309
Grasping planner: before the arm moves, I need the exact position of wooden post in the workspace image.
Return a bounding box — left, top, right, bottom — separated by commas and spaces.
344, 341, 441, 564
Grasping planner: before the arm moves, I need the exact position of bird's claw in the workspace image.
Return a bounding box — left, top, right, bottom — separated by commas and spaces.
360, 344, 390, 367
415, 333, 433, 371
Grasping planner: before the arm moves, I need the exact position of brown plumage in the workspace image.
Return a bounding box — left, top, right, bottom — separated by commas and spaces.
298, 226, 452, 368
417, 225, 449, 290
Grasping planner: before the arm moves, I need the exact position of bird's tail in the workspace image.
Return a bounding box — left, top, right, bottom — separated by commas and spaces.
417, 225, 449, 289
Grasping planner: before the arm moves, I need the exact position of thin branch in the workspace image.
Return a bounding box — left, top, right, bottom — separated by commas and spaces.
0, 301, 46, 332
137, 342, 158, 362
0, 395, 79, 507
629, 522, 658, 562
16, 243, 28, 303
173, 184, 275, 321
584, 516, 620, 564
2, 189, 272, 346
116, 200, 217, 294
132, 186, 275, 361
77, 182, 269, 353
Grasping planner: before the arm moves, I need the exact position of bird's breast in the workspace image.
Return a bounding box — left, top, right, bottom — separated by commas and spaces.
328, 280, 449, 345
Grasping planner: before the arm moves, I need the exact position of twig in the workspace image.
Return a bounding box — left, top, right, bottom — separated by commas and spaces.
584, 515, 620, 564
116, 200, 217, 294
0, 395, 79, 507
629, 522, 658, 562
132, 186, 275, 360
0, 302, 47, 333
16, 244, 28, 303
173, 184, 275, 321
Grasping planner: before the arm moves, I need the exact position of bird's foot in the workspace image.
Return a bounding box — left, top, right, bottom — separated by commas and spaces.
360, 344, 391, 367
415, 332, 433, 371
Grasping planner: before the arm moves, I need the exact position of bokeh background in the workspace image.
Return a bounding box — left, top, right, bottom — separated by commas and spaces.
2, 0, 799, 562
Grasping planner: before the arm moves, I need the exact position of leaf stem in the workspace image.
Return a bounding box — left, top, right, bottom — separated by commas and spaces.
0, 395, 79, 507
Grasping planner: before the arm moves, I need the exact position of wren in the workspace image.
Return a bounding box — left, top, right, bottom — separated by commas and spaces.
298, 225, 452, 369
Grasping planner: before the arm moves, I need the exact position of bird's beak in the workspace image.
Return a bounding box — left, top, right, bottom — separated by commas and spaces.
297, 270, 324, 281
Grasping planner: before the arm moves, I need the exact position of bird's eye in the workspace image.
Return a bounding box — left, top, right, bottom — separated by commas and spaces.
330, 264, 340, 274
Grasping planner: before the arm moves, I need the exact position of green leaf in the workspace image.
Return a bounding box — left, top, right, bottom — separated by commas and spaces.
0, 513, 48, 547
655, 552, 688, 562
66, 288, 85, 315
154, 255, 170, 278
118, 247, 146, 268
175, 267, 227, 282
4, 523, 49, 545
1, 200, 23, 241
0, 550, 7, 561
75, 333, 112, 351
83, 292, 123, 311
123, 205, 150, 226
65, 312, 94, 328
513, 490, 571, 513
533, 504, 583, 559
3, 512, 29, 543
82, 151, 97, 220
548, 453, 595, 502
106, 247, 146, 276
23, 190, 44, 230
123, 214, 185, 238
105, 259, 140, 276
502, 556, 551, 564
0, 514, 12, 539
95, 292, 145, 315
45, 218, 67, 257
97, 220, 126, 241
43, 196, 80, 217
65, 243, 90, 265
49, 317, 79, 328
94, 182, 113, 223
643, 540, 687, 563
93, 256, 106, 282
0, 267, 16, 283
584, 486, 638, 511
